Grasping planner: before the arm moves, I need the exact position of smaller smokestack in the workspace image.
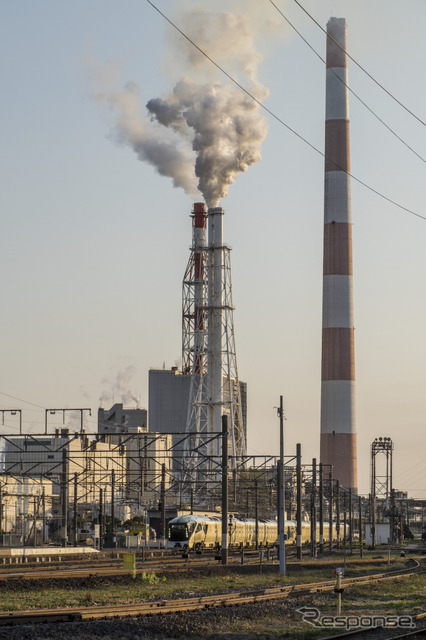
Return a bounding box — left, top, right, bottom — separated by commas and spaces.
182, 202, 207, 376
207, 207, 224, 451
192, 203, 207, 375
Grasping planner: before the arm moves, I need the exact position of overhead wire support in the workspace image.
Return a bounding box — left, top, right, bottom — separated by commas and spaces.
290, 0, 426, 128
146, 0, 426, 221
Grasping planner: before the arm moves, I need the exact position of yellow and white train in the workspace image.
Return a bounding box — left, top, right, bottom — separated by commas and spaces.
167, 514, 337, 551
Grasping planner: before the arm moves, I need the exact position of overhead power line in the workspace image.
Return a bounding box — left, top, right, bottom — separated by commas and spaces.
267, 0, 426, 164
0, 391, 45, 410
145, 0, 425, 221
291, 0, 426, 127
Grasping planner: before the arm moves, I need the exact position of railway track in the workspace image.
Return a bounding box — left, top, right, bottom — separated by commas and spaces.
0, 560, 423, 627
0, 550, 412, 581
0, 552, 265, 580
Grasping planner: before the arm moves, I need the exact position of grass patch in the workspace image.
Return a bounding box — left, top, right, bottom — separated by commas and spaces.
0, 557, 422, 617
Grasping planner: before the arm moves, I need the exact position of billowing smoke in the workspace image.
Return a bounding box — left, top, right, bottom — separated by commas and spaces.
147, 79, 268, 207
91, 1, 274, 207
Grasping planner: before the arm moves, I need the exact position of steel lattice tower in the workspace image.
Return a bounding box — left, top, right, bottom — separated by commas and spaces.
182, 203, 210, 468
182, 204, 245, 477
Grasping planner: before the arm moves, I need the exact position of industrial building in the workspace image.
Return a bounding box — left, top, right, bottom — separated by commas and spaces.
0, 424, 173, 542
148, 367, 247, 467
98, 403, 147, 434
2, 430, 123, 505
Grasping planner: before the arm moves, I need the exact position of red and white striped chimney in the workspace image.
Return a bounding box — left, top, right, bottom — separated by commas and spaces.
192, 203, 207, 375
320, 17, 358, 491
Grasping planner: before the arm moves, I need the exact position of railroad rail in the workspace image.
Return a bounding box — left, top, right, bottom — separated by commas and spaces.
0, 560, 423, 627
0, 552, 407, 581
0, 550, 269, 580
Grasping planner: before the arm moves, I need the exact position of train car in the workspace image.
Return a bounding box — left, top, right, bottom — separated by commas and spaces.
168, 515, 316, 551
168, 514, 338, 551
167, 515, 221, 551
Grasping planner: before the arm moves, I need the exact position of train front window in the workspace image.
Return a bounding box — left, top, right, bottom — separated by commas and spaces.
169, 524, 188, 541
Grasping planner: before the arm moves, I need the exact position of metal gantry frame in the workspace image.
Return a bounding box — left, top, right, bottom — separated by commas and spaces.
370, 436, 394, 546
0, 431, 297, 547
0, 430, 372, 552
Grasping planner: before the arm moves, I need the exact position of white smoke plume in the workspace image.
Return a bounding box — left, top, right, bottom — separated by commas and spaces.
91, 67, 199, 197
99, 366, 141, 408
91, 1, 274, 207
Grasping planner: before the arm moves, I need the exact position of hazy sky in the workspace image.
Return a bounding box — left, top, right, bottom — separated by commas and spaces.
1, 1, 425, 499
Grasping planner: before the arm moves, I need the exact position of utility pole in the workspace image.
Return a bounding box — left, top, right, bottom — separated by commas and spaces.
329, 467, 333, 551
336, 480, 340, 549
311, 458, 317, 557
277, 396, 286, 576
109, 468, 116, 548
161, 463, 166, 549
359, 495, 363, 556
255, 479, 259, 550
371, 492, 376, 549
61, 450, 68, 548
319, 462, 324, 554
73, 472, 78, 547
42, 487, 46, 546
296, 443, 302, 560
349, 489, 353, 549
343, 490, 347, 546
221, 414, 228, 565
99, 488, 103, 550
33, 497, 37, 548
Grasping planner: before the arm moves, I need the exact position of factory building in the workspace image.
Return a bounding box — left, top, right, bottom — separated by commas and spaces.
98, 403, 147, 434
0, 477, 54, 538
120, 432, 172, 501
148, 367, 247, 466
97, 402, 172, 500
2, 430, 123, 505
148, 368, 191, 437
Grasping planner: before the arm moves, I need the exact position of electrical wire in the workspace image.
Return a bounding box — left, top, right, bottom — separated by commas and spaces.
0, 391, 45, 410
290, 0, 426, 128
145, 0, 426, 221
395, 456, 425, 479
267, 0, 426, 164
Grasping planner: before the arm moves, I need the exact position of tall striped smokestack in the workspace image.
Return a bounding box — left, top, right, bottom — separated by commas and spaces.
320, 17, 358, 491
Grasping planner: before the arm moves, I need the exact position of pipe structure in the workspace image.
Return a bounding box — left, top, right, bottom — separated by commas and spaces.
320, 17, 358, 491
182, 203, 207, 376
193, 206, 207, 375
296, 443, 302, 560
208, 207, 224, 457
